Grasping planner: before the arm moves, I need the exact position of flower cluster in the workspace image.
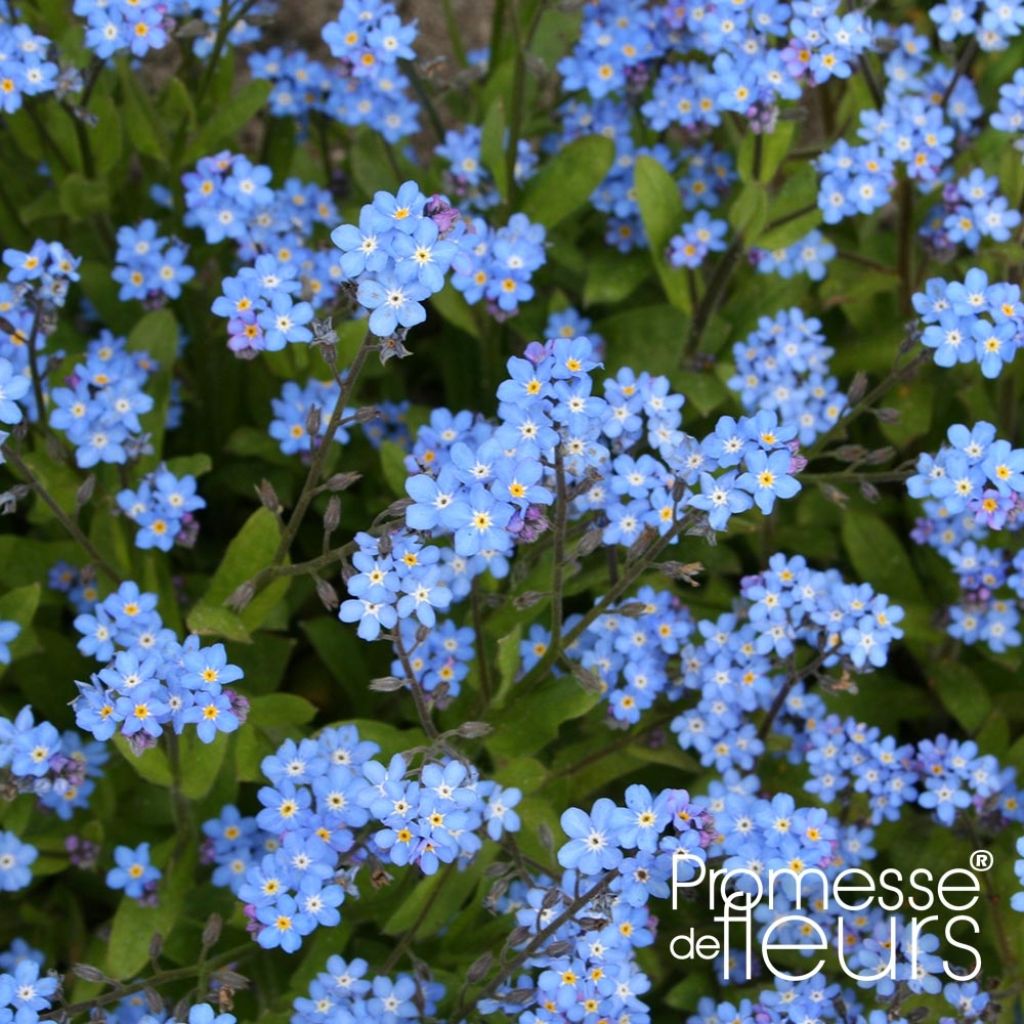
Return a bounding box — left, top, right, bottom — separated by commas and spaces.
176, 0, 270, 58
74, 0, 171, 58
191, 155, 342, 356
0, 706, 108, 821
49, 332, 157, 468
559, 0, 873, 113
333, 182, 461, 340
907, 421, 1024, 651
3, 240, 81, 308
390, 618, 475, 699
930, 0, 1024, 48
339, 334, 813, 663
291, 958, 444, 1024
72, 582, 247, 747
113, 221, 195, 305
184, 152, 275, 246
320, 0, 420, 142
248, 0, 420, 141
0, 357, 30, 427
793, 706, 1024, 826
921, 170, 1021, 256
450, 213, 547, 318
913, 269, 1023, 378
750, 228, 836, 281
269, 379, 349, 457
436, 124, 537, 213
727, 307, 847, 446
667, 212, 727, 269
0, 23, 57, 114
992, 67, 1024, 143
116, 467, 206, 552
339, 531, 454, 640
202, 725, 520, 952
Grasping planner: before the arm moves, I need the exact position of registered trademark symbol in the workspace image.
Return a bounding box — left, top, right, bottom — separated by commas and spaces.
970, 850, 993, 872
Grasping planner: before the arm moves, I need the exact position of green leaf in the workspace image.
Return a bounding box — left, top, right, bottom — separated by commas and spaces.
930, 663, 992, 733
519, 135, 615, 230
634, 154, 692, 314
113, 734, 172, 788
127, 309, 179, 470
163, 453, 212, 478
486, 676, 602, 759
178, 731, 231, 799
185, 603, 251, 643
248, 693, 318, 727
350, 127, 399, 196
57, 173, 109, 221
480, 98, 509, 200
384, 850, 494, 937
117, 60, 166, 162
89, 94, 124, 176
0, 584, 41, 670
729, 182, 768, 239
380, 440, 408, 498
106, 847, 195, 979
429, 285, 480, 338
755, 207, 823, 250
186, 80, 272, 161
840, 509, 926, 607
19, 451, 80, 520
738, 122, 795, 184
196, 508, 290, 632
582, 248, 650, 308
491, 625, 523, 709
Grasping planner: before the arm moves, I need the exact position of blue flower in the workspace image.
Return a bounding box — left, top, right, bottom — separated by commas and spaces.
106, 842, 161, 899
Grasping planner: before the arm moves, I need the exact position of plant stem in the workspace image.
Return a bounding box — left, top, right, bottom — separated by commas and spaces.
456, 870, 616, 1018
2, 444, 123, 583
757, 649, 830, 741
382, 862, 456, 972
441, 0, 468, 66
471, 580, 493, 706
196, 0, 260, 105
395, 634, 440, 741
40, 944, 255, 1021
406, 65, 445, 143
549, 447, 568, 643
941, 39, 977, 106
517, 514, 690, 693
897, 172, 913, 316
270, 335, 374, 568
803, 349, 930, 461
164, 731, 194, 858
684, 238, 743, 361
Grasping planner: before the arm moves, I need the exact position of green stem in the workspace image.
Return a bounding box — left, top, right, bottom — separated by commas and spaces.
471, 581, 493, 706
454, 870, 616, 1020
382, 862, 457, 972
549, 446, 568, 644
442, 0, 469, 66
40, 944, 255, 1021
684, 238, 743, 361
270, 334, 374, 568
517, 514, 690, 693
2, 444, 123, 583
897, 172, 913, 316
